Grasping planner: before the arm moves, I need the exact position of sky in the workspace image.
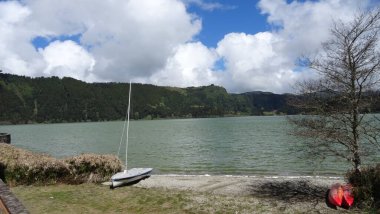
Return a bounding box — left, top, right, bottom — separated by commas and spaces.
0, 0, 379, 93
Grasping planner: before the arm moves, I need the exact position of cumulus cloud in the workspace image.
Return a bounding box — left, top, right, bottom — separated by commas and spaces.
39, 40, 96, 81
258, 0, 369, 57
26, 0, 201, 82
136, 0, 374, 93
150, 42, 219, 87
213, 0, 371, 93
0, 0, 201, 82
0, 1, 44, 76
0, 0, 377, 93
216, 32, 297, 93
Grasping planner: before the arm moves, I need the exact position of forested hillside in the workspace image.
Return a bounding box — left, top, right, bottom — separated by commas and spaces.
0, 73, 296, 124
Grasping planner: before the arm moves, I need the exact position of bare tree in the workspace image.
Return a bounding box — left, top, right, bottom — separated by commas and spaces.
289, 8, 380, 173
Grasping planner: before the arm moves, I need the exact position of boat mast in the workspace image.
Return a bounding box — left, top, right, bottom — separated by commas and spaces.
125, 81, 132, 171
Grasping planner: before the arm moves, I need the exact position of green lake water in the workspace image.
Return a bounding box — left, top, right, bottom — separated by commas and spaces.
1, 116, 378, 176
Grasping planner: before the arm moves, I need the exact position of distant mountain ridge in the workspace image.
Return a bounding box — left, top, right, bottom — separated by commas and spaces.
0, 73, 297, 124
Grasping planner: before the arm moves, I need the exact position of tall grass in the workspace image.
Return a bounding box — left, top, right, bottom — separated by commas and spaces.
0, 144, 122, 186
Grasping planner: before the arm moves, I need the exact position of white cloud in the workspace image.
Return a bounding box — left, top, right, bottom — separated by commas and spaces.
0, 1, 30, 24
134, 0, 375, 93
0, 0, 377, 93
258, 0, 368, 56
0, 1, 44, 76
215, 32, 298, 93
212, 0, 371, 93
0, 0, 201, 82
150, 42, 219, 87
26, 0, 201, 81
39, 40, 96, 81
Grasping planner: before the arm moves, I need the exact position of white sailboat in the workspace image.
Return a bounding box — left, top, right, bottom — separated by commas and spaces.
111, 81, 153, 189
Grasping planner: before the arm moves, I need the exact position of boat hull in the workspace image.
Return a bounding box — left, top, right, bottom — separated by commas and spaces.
342, 184, 354, 208
111, 168, 153, 188
328, 183, 343, 207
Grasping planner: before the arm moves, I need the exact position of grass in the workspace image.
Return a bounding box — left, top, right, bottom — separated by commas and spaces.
11, 184, 274, 214
11, 183, 356, 214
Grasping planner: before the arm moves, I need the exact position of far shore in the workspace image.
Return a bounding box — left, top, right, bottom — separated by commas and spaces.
0, 114, 285, 126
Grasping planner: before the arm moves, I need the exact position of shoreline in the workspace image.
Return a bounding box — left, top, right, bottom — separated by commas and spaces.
133, 174, 345, 197
0, 115, 269, 126
151, 173, 344, 179
12, 174, 351, 213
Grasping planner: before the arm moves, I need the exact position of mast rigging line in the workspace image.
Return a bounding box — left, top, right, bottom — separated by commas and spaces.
117, 81, 132, 171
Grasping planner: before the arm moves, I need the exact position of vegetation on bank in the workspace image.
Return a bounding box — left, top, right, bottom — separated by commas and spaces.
346, 164, 380, 210
12, 182, 352, 214
0, 73, 295, 124
12, 184, 266, 214
0, 144, 122, 186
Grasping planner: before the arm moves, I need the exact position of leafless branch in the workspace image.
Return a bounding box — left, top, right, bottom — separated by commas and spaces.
288, 8, 380, 173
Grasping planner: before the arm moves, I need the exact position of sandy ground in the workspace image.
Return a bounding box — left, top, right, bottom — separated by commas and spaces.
132, 175, 357, 213
136, 175, 343, 196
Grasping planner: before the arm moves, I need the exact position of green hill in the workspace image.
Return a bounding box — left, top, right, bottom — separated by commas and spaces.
0, 73, 295, 124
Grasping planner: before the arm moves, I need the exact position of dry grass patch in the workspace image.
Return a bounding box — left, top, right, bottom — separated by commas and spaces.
64, 153, 122, 183
11, 184, 275, 214
0, 144, 69, 185
0, 144, 122, 186
12, 183, 352, 214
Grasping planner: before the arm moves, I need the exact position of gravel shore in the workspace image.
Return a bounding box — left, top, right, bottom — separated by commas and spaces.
134, 174, 357, 213
136, 175, 344, 196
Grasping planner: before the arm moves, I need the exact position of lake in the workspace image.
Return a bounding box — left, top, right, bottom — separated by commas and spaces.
1, 116, 378, 176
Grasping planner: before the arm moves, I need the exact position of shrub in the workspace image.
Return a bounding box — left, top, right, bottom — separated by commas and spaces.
0, 144, 123, 186
346, 164, 380, 209
0, 144, 71, 185
64, 154, 122, 183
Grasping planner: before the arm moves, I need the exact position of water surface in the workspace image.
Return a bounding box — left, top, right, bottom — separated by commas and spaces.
1, 116, 377, 176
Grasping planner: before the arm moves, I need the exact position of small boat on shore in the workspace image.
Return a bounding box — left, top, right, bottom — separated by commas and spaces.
111, 168, 152, 188
328, 183, 354, 208
328, 183, 343, 207
111, 81, 153, 189
342, 184, 354, 207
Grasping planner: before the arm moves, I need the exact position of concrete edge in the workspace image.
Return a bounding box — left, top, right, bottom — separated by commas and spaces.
0, 179, 29, 214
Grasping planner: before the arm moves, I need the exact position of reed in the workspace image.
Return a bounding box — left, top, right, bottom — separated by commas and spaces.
0, 144, 122, 186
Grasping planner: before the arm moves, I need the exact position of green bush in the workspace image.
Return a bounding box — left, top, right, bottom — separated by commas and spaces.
346, 164, 380, 209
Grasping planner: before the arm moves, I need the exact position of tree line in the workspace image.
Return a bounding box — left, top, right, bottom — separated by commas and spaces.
0, 73, 296, 124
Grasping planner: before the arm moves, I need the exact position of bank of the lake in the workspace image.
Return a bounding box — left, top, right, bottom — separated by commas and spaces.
11, 175, 355, 214
1, 143, 354, 213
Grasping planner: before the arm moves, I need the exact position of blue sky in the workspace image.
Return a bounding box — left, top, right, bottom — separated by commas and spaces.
187, 0, 269, 47
1, 0, 379, 93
